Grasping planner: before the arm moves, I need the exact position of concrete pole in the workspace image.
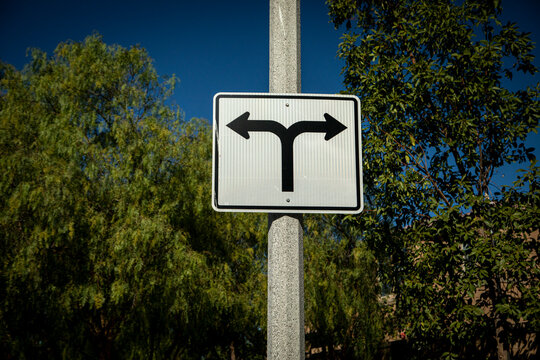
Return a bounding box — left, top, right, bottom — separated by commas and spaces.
268, 1, 304, 359
269, 0, 301, 93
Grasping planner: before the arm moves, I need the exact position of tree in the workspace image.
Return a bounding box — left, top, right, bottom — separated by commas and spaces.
327, 0, 539, 358
304, 215, 383, 359
0, 34, 267, 359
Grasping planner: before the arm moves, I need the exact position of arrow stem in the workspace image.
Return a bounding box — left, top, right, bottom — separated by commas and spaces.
281, 137, 294, 192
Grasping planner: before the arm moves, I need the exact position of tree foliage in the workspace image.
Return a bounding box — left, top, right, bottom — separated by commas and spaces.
399, 166, 539, 359
304, 215, 383, 359
0, 35, 267, 359
327, 0, 539, 358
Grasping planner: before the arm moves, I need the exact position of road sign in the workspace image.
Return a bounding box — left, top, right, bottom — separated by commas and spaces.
212, 93, 363, 213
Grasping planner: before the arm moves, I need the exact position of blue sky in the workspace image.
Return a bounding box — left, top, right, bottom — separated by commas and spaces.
1, 0, 538, 189
0, 0, 344, 121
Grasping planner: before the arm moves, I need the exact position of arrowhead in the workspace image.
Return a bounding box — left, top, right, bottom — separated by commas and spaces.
323, 113, 347, 140
227, 112, 251, 139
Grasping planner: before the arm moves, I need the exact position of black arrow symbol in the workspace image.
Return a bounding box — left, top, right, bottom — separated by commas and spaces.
227, 111, 347, 192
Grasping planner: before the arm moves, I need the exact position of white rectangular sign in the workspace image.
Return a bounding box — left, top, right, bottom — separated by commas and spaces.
212, 93, 362, 213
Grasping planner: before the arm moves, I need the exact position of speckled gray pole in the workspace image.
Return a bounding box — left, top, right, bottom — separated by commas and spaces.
269, 0, 301, 94
268, 1, 304, 359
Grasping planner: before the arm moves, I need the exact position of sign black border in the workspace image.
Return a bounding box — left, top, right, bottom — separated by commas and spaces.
213, 93, 362, 213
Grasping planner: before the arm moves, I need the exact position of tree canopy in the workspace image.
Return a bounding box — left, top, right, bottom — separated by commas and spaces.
327, 0, 539, 358
304, 215, 383, 359
0, 34, 268, 359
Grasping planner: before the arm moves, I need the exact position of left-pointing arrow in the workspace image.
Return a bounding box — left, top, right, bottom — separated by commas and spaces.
227, 112, 287, 140
226, 112, 251, 139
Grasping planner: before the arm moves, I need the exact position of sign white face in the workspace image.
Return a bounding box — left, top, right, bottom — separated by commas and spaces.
212, 93, 363, 214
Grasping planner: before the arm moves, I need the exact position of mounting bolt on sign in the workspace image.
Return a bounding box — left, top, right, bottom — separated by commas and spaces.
212, 92, 363, 214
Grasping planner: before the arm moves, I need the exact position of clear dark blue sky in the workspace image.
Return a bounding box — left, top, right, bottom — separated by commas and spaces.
0, 0, 345, 121
1, 0, 538, 188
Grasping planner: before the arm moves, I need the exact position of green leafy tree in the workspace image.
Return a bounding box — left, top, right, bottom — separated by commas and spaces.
0, 35, 267, 359
327, 0, 539, 358
304, 215, 383, 360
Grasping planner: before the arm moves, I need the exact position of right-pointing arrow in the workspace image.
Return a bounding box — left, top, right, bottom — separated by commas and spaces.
323, 113, 348, 140
287, 113, 347, 141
